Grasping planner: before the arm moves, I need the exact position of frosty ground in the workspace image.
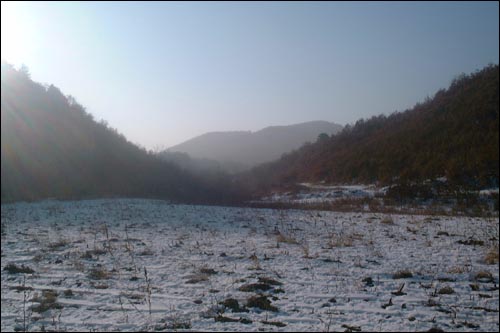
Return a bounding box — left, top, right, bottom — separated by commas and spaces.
1, 199, 498, 332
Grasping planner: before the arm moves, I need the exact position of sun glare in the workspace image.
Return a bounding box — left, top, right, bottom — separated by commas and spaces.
1, 2, 32, 65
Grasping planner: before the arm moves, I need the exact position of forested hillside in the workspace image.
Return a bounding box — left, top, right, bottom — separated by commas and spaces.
242, 65, 499, 195
1, 63, 237, 203
3, 62, 497, 204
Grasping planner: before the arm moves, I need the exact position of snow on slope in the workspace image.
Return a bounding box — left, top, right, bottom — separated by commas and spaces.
262, 184, 385, 204
1, 199, 498, 332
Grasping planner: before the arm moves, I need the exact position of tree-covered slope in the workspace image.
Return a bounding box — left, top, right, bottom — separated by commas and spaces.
242, 65, 499, 194
1, 63, 236, 203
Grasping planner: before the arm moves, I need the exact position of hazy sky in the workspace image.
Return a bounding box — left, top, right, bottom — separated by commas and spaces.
1, 1, 499, 149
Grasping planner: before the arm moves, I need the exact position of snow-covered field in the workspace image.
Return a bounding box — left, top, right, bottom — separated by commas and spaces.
261, 184, 383, 204
1, 199, 499, 332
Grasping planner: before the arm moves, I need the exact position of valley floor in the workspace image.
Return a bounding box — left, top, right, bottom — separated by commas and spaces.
1, 199, 499, 332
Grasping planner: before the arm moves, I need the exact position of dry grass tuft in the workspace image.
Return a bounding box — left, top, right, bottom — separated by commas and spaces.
392, 269, 413, 279
437, 285, 455, 294
246, 295, 278, 312
474, 270, 493, 282
31, 290, 62, 313
276, 232, 299, 244
327, 232, 354, 248
381, 216, 395, 225
484, 245, 499, 265
88, 266, 111, 280
4, 263, 35, 274
185, 273, 209, 284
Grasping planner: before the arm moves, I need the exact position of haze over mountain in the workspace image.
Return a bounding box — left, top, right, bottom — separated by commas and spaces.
166, 121, 342, 171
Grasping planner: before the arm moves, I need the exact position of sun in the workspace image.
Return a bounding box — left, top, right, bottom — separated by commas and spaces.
1, 2, 32, 65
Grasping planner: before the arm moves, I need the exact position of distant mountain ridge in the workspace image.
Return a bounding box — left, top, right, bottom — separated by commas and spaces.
167, 121, 342, 170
